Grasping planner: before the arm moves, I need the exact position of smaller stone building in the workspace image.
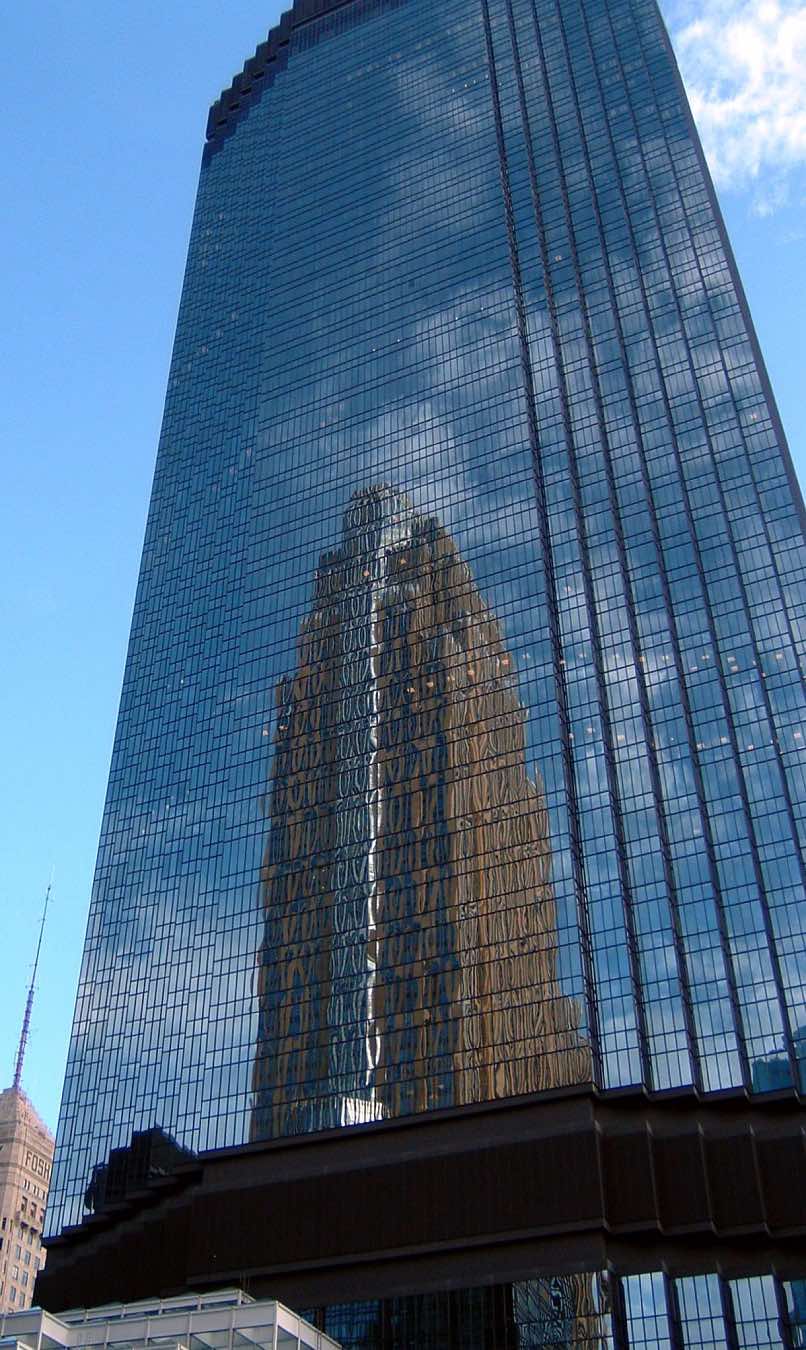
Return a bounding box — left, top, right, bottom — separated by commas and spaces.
0, 1086, 54, 1312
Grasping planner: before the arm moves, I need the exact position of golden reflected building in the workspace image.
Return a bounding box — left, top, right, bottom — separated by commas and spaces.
252, 486, 589, 1140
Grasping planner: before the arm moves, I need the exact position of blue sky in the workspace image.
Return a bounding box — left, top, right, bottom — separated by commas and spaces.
1, 0, 804, 1135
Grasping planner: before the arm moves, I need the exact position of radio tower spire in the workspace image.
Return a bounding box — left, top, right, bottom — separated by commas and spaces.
13, 879, 53, 1092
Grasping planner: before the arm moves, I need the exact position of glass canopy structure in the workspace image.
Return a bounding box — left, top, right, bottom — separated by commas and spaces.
0, 1291, 339, 1350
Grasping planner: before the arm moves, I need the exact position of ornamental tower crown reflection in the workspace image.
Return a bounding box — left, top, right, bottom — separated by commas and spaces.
252, 485, 589, 1139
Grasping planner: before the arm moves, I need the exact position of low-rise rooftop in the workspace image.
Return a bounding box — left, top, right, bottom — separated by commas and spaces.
0, 1289, 339, 1350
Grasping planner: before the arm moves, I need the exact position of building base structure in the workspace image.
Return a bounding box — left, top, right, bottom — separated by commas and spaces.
38, 1086, 806, 1346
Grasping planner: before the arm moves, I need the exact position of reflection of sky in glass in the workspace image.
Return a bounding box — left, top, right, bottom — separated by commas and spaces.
49, 0, 806, 1254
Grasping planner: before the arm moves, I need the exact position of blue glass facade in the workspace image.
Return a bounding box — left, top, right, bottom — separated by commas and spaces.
48, 0, 804, 1340
305, 1275, 806, 1347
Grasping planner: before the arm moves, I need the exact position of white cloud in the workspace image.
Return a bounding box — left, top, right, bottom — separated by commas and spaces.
749, 175, 790, 216
665, 0, 806, 194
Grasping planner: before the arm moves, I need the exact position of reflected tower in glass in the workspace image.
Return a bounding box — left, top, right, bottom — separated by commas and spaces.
47, 0, 805, 1341
251, 484, 589, 1137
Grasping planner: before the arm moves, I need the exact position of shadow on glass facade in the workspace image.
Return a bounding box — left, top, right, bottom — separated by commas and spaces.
46, 0, 805, 1340
82, 1126, 194, 1217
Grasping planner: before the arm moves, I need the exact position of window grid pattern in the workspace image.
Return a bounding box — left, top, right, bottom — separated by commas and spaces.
301, 1274, 803, 1348
49, 0, 805, 1285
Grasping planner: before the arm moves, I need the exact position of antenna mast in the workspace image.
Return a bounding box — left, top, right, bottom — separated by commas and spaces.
13, 880, 53, 1091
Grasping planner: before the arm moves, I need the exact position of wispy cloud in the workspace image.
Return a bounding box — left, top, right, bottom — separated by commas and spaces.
665, 0, 806, 199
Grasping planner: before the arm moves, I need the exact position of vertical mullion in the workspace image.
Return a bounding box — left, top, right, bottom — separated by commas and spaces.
480, 0, 605, 1084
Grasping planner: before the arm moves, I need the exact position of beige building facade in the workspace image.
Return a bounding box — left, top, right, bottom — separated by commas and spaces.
0, 1086, 53, 1312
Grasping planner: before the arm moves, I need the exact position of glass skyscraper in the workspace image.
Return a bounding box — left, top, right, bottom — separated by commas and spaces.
46, 0, 805, 1342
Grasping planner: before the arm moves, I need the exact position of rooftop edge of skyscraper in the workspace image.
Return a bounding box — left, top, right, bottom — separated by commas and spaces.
206, 0, 410, 146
